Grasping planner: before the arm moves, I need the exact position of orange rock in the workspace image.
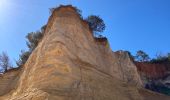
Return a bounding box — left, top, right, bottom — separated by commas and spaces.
0, 5, 169, 100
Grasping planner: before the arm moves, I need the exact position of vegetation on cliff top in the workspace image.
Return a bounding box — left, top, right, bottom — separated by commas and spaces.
0, 52, 13, 73
15, 5, 106, 68
86, 15, 106, 37
16, 25, 46, 67
133, 50, 170, 96
132, 50, 170, 64
134, 50, 150, 62
50, 5, 106, 37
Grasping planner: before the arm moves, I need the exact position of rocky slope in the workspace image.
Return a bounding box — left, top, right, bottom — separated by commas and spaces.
0, 5, 170, 100
0, 68, 21, 96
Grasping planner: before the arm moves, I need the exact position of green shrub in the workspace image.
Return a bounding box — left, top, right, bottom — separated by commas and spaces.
150, 53, 170, 64
135, 50, 150, 62
0, 52, 12, 72
16, 51, 31, 67
16, 25, 46, 67
26, 31, 43, 51
85, 15, 106, 37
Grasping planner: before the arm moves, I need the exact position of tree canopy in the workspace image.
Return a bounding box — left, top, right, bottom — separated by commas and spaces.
135, 50, 150, 62
86, 15, 106, 37
16, 50, 31, 67
0, 52, 12, 72
16, 25, 46, 67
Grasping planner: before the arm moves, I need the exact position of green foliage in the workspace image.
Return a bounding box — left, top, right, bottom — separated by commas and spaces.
26, 25, 46, 52
16, 25, 46, 67
133, 50, 170, 64
49, 6, 105, 37
135, 50, 150, 62
86, 15, 106, 37
150, 53, 170, 64
26, 31, 43, 52
16, 51, 31, 67
16, 6, 106, 67
0, 52, 12, 72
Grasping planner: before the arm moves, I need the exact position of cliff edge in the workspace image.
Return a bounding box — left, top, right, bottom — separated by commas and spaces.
0, 5, 170, 100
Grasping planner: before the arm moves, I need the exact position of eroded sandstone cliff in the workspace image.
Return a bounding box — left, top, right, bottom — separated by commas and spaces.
136, 62, 167, 79
0, 68, 21, 96
0, 5, 170, 100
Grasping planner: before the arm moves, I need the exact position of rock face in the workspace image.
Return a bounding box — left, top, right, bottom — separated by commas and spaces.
0, 68, 21, 96
0, 5, 170, 100
135, 62, 167, 79
112, 51, 142, 86
135, 62, 170, 89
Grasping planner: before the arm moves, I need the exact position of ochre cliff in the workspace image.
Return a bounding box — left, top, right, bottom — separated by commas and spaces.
112, 51, 142, 86
0, 5, 170, 100
0, 68, 21, 96
135, 62, 167, 79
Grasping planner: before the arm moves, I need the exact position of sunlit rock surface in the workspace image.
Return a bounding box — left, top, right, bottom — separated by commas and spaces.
0, 69, 21, 96
0, 5, 170, 100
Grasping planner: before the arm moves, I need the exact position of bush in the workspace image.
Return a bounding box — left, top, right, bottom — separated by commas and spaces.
15, 6, 106, 67
150, 58, 169, 64
49, 6, 105, 37
26, 31, 43, 52
150, 53, 170, 64
135, 50, 150, 62
16, 25, 46, 67
16, 50, 31, 67
0, 52, 12, 72
85, 15, 106, 37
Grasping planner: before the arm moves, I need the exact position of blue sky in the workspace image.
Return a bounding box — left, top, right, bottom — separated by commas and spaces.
0, 0, 170, 64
